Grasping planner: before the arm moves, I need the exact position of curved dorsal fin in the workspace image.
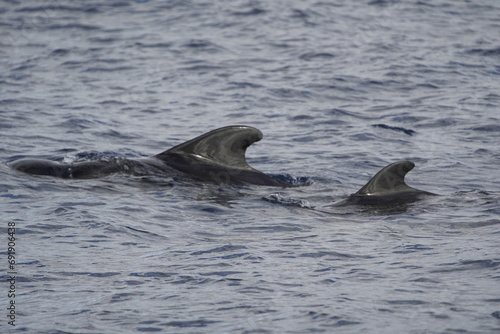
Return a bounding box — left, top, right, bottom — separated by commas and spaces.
156, 125, 263, 170
355, 160, 417, 195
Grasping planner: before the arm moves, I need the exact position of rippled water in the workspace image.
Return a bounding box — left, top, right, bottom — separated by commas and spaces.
1, 1, 500, 333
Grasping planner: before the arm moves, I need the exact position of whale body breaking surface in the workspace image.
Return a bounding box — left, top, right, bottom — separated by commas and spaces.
9, 125, 436, 206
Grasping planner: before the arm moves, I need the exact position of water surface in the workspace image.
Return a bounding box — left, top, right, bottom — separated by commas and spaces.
1, 1, 499, 333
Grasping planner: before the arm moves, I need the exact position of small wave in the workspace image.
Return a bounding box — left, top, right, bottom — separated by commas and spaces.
431, 259, 499, 273
231, 8, 266, 16
263, 193, 313, 208
269, 173, 313, 186
183, 39, 222, 50
386, 300, 429, 305
300, 251, 368, 259
16, 5, 100, 13
327, 108, 379, 120
98, 100, 127, 105
50, 48, 70, 56
61, 60, 85, 68
268, 88, 313, 99
135, 42, 173, 48
232, 224, 304, 233
368, 0, 399, 5
199, 271, 245, 277
372, 124, 416, 136
466, 47, 500, 57
162, 319, 220, 328
393, 244, 433, 254
191, 245, 247, 256
58, 118, 102, 129
48, 23, 101, 30
89, 37, 119, 43
0, 97, 43, 105
136, 327, 163, 332
333, 320, 362, 327
72, 151, 124, 161
181, 64, 223, 72
470, 125, 500, 132
84, 66, 135, 72
299, 52, 336, 61
96, 130, 138, 139
289, 114, 315, 121
129, 272, 174, 278
225, 81, 263, 90
88, 272, 121, 278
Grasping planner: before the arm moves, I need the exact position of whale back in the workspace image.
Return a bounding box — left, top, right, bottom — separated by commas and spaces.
333, 161, 436, 206
156, 126, 288, 186
9, 126, 288, 186
355, 160, 418, 196
157, 125, 261, 170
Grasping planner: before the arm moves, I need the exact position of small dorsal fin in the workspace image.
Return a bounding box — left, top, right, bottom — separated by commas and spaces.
355, 160, 417, 195
156, 125, 263, 170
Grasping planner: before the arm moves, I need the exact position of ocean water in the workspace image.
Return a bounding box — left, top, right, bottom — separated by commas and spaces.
1, 0, 499, 333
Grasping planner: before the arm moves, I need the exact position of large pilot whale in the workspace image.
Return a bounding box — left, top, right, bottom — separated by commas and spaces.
9, 126, 289, 187
333, 160, 436, 206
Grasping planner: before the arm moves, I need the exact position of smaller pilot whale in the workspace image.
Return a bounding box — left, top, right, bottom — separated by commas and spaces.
9, 126, 290, 187
333, 160, 436, 206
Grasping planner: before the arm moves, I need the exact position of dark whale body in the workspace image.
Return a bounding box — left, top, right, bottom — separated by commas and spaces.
333, 161, 436, 206
10, 126, 437, 205
10, 126, 289, 187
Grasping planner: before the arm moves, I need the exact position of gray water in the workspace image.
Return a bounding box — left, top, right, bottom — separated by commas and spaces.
1, 1, 500, 333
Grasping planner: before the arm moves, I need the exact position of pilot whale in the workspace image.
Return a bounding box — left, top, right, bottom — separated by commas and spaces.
333, 160, 436, 206
10, 126, 290, 187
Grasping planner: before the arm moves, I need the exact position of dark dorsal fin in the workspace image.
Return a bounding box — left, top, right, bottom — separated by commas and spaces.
355, 160, 418, 195
156, 125, 263, 170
